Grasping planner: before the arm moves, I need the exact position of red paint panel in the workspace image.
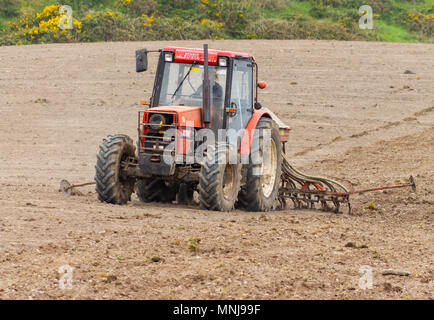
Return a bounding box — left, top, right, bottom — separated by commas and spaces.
240, 110, 271, 155
162, 47, 254, 65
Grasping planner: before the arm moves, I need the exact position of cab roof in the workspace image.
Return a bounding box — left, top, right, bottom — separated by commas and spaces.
162, 46, 254, 65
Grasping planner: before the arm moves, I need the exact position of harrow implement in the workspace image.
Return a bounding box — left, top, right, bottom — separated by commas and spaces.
60, 152, 416, 215
278, 154, 416, 214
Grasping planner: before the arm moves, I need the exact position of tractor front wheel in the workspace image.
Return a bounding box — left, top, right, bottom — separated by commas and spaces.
95, 134, 136, 204
198, 144, 241, 212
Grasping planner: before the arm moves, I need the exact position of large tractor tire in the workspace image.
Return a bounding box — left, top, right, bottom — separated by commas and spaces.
135, 178, 177, 203
95, 134, 136, 204
238, 118, 282, 212
198, 144, 242, 212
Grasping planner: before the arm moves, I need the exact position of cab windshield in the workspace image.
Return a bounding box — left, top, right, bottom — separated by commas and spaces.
158, 62, 227, 108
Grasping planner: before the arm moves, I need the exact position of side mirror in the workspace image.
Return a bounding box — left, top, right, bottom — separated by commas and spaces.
136, 48, 148, 72
258, 81, 267, 89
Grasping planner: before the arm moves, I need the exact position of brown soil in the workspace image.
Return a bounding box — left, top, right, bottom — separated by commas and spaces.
0, 40, 433, 300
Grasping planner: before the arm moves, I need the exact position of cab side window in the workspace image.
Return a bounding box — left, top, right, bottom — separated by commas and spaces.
229, 60, 253, 132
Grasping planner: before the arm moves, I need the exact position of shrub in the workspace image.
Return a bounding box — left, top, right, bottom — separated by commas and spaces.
199, 0, 250, 37
310, 5, 329, 19
3, 4, 82, 45
246, 15, 376, 41
81, 11, 134, 42
248, 18, 292, 39
0, 0, 20, 18
118, 0, 159, 17
0, 0, 431, 45
405, 11, 433, 40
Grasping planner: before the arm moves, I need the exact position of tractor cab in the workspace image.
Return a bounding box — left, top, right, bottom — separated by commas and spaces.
137, 46, 261, 136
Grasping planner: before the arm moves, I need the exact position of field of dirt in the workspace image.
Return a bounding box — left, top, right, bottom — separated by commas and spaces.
0, 40, 433, 300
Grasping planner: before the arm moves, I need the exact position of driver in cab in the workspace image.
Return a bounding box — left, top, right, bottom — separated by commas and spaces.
191, 69, 224, 108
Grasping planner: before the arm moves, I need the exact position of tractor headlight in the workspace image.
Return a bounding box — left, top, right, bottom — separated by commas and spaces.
164, 53, 173, 62
148, 113, 166, 131
218, 57, 228, 67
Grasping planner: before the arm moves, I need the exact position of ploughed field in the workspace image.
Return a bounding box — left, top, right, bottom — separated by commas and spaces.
0, 40, 433, 299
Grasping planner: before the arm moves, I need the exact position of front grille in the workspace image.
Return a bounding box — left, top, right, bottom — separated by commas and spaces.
138, 110, 177, 162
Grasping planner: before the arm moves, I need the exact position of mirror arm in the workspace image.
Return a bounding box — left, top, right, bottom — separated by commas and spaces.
136, 49, 162, 73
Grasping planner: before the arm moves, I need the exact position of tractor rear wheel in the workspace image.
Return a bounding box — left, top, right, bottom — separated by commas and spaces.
95, 134, 136, 205
238, 118, 282, 212
136, 179, 177, 203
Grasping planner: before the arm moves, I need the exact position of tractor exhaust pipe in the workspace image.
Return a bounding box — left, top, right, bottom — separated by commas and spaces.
203, 44, 211, 126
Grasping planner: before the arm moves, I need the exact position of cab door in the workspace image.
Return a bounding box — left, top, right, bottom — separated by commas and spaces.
227, 59, 253, 138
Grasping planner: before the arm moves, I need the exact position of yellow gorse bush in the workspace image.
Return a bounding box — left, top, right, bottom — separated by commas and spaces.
142, 13, 160, 28
43, 5, 59, 18
405, 10, 433, 39
104, 12, 117, 17
245, 32, 257, 39
408, 12, 434, 21
8, 4, 82, 43
198, 18, 223, 30
1, 0, 430, 45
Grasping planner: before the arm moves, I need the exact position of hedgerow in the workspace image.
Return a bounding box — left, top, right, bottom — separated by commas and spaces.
0, 0, 432, 45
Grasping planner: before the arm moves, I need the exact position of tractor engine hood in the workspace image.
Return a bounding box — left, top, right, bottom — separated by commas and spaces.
143, 106, 203, 128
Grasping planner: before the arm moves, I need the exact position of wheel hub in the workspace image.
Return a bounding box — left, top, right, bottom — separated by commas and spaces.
222, 165, 236, 200
261, 139, 277, 198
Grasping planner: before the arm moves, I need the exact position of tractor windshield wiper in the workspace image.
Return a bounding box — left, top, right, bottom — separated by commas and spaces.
171, 62, 198, 101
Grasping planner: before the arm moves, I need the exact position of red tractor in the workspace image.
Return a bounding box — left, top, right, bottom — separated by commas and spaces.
95, 44, 290, 212
93, 45, 416, 214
